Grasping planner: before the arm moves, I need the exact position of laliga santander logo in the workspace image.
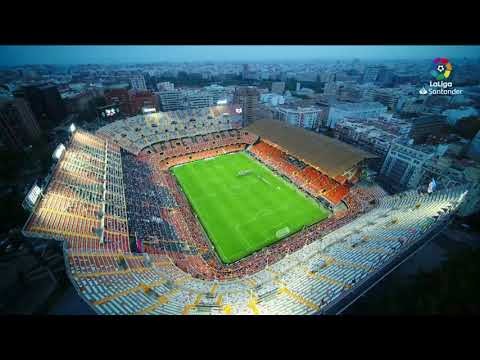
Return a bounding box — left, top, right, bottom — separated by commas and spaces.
419, 58, 462, 96
431, 58, 452, 81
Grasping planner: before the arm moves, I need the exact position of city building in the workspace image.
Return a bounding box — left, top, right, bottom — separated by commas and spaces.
61, 91, 95, 114
130, 74, 147, 91
337, 82, 362, 102
156, 88, 222, 112
274, 106, 322, 129
467, 130, 480, 161
408, 114, 449, 144
185, 91, 214, 109
369, 88, 401, 111
419, 155, 480, 217
156, 82, 174, 91
442, 107, 479, 126
379, 141, 438, 192
260, 93, 285, 107
323, 79, 337, 98
396, 96, 427, 115
104, 88, 131, 115
392, 73, 419, 86
128, 90, 158, 115
296, 87, 315, 98
379, 137, 480, 216
0, 98, 42, 152
233, 86, 259, 125
334, 119, 401, 171
326, 102, 388, 128
377, 67, 395, 86
295, 72, 317, 82
362, 65, 385, 83
242, 64, 249, 80
271, 81, 285, 95
157, 90, 183, 112
242, 64, 257, 80
256, 103, 275, 120
204, 84, 231, 104
14, 84, 67, 130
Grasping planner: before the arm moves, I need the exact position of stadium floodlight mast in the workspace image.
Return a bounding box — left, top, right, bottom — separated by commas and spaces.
69, 123, 76, 133
52, 143, 66, 160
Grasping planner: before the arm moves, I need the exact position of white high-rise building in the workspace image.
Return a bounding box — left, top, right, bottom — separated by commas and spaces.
130, 75, 147, 91
260, 93, 285, 107
186, 92, 214, 109
157, 82, 174, 91
380, 141, 436, 191
275, 106, 322, 129
157, 90, 183, 111
327, 102, 388, 128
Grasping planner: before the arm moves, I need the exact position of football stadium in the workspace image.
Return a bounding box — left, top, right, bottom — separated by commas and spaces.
20, 104, 468, 315
172, 152, 330, 263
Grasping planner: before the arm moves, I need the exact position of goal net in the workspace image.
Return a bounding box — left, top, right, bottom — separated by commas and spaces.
275, 227, 290, 239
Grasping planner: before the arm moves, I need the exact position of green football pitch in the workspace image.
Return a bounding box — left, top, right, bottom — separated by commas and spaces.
171, 152, 330, 264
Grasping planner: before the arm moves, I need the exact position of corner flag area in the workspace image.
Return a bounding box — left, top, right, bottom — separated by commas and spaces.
171, 152, 330, 264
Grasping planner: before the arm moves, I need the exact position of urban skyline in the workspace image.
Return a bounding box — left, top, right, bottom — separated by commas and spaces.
1, 46, 480, 66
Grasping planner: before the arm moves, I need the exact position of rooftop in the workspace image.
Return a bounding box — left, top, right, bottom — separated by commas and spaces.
277, 105, 321, 112
246, 119, 377, 178
332, 101, 386, 111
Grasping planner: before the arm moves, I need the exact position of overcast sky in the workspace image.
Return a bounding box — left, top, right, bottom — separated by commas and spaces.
1, 46, 480, 66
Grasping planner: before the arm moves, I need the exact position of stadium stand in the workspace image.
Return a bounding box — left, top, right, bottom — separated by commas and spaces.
63, 185, 466, 314
23, 130, 130, 253
246, 120, 376, 180
21, 112, 469, 315
249, 141, 351, 205
96, 105, 244, 155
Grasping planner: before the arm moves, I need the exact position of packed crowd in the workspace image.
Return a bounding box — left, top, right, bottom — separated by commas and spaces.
120, 138, 379, 280
249, 141, 351, 205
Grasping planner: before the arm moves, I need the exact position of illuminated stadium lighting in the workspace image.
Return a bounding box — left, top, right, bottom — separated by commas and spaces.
216, 99, 227, 105
27, 185, 42, 206
69, 123, 76, 133
52, 144, 66, 160
235, 108, 243, 114
142, 107, 157, 114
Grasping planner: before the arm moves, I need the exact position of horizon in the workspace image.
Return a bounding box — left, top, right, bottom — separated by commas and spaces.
1, 45, 480, 67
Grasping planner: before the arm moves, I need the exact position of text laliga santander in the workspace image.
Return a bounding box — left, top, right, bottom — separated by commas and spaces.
429, 80, 454, 89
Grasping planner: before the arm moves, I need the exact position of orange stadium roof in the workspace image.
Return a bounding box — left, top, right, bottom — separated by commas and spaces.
246, 119, 377, 178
